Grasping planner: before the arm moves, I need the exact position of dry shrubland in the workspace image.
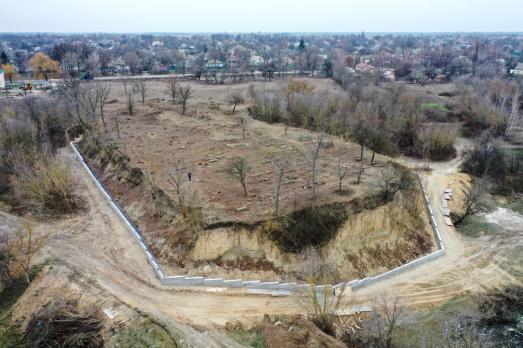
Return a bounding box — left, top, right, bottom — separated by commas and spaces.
0, 95, 81, 214
249, 78, 458, 161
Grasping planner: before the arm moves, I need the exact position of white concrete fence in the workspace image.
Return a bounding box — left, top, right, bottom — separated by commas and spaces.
71, 141, 444, 295
349, 176, 445, 290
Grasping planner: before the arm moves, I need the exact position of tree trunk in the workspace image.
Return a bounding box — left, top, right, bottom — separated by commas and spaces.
371, 151, 376, 165
360, 144, 364, 161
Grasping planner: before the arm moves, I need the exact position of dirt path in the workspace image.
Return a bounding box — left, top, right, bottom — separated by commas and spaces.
5, 138, 520, 331
30, 149, 302, 327
348, 138, 520, 307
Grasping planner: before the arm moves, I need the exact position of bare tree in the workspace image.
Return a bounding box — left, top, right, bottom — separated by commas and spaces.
351, 117, 368, 162
228, 91, 245, 114
336, 158, 349, 194
14, 222, 47, 284
296, 247, 344, 336
417, 125, 433, 170
134, 79, 148, 104
372, 293, 405, 348
122, 80, 135, 116
355, 160, 366, 185
304, 132, 325, 199
82, 83, 102, 120
273, 151, 291, 216
377, 161, 399, 201
166, 77, 177, 104
505, 86, 520, 137
453, 179, 488, 225
226, 157, 249, 196
98, 83, 111, 131
177, 85, 193, 115
168, 163, 185, 204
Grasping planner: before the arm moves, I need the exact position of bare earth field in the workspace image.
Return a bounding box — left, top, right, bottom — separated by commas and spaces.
78, 78, 435, 283
1, 133, 519, 345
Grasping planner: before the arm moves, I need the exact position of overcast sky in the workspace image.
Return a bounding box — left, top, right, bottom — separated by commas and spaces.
3, 0, 523, 33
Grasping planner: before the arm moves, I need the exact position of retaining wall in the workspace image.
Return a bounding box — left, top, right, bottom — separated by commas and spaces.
70, 141, 332, 294
70, 141, 445, 295
350, 175, 446, 290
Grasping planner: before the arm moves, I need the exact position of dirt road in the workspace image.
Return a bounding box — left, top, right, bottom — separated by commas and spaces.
349, 138, 520, 306
4, 138, 520, 332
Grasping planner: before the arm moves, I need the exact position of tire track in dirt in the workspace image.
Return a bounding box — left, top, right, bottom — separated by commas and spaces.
14, 140, 521, 326
348, 138, 520, 309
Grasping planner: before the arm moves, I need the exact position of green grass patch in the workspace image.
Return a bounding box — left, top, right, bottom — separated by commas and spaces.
458, 215, 499, 237
228, 329, 264, 348
421, 103, 449, 112
110, 319, 179, 348
394, 295, 478, 347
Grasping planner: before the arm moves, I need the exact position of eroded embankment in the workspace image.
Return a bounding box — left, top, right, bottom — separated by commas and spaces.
78, 135, 434, 282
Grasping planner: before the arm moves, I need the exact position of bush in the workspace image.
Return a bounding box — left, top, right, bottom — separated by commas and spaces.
462, 132, 507, 180
248, 90, 286, 123
0, 96, 77, 210
428, 124, 457, 160
478, 285, 523, 327
11, 158, 77, 214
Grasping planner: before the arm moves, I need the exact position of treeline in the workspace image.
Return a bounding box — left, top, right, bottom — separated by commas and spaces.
248, 78, 457, 161
453, 77, 521, 137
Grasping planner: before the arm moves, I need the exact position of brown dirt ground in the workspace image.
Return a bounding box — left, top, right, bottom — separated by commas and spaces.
0, 135, 519, 346
81, 78, 432, 282
100, 78, 386, 224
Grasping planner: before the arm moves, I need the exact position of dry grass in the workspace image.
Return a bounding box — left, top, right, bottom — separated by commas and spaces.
11, 157, 77, 214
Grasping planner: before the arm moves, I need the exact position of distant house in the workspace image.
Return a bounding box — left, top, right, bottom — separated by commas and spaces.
249, 55, 264, 67
355, 62, 377, 74
206, 59, 225, 70
510, 63, 523, 76
0, 68, 5, 88
382, 69, 395, 81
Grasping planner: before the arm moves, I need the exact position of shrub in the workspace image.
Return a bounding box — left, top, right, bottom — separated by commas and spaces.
462, 132, 507, 180
248, 90, 286, 123
11, 158, 77, 214
428, 124, 457, 160
287, 79, 315, 97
